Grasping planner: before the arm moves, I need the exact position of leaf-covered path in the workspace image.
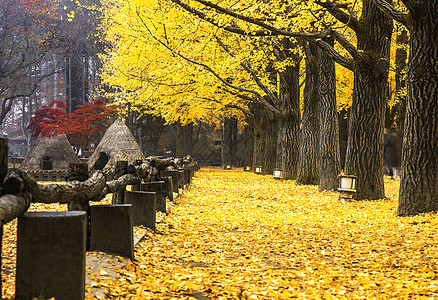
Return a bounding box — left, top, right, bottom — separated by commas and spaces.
3, 168, 438, 299
102, 168, 438, 299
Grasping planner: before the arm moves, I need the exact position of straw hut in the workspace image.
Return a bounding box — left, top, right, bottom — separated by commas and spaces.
88, 119, 145, 173
20, 134, 80, 171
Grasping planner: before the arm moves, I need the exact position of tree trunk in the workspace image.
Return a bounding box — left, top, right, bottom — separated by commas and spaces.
263, 113, 278, 175
221, 118, 232, 167
297, 43, 320, 185
53, 54, 59, 102
244, 114, 254, 170
252, 104, 265, 171
344, 0, 392, 200
317, 37, 341, 191
338, 109, 349, 170
231, 117, 238, 166
69, 55, 85, 112
276, 61, 301, 180
177, 123, 194, 157
397, 3, 438, 216
176, 123, 186, 157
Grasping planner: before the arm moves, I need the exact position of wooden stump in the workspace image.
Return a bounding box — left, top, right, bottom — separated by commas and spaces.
67, 163, 90, 250
124, 191, 156, 229
162, 176, 174, 202
178, 170, 185, 190
89, 204, 134, 260
140, 181, 166, 213
15, 211, 87, 300
112, 161, 128, 204
160, 170, 179, 193
183, 168, 191, 185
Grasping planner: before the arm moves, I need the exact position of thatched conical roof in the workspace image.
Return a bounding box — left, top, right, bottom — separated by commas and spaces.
20, 134, 80, 171
88, 119, 145, 173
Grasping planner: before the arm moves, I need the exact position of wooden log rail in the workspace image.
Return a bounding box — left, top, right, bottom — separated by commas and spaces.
0, 152, 198, 225
0, 169, 141, 224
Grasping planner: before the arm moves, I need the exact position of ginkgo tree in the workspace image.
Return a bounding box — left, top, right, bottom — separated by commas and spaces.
166, 0, 394, 201
98, 0, 297, 175
99, 0, 345, 187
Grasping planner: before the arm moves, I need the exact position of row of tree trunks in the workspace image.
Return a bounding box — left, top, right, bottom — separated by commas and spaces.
263, 113, 278, 175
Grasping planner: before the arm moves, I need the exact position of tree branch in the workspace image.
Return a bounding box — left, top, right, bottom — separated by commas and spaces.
135, 9, 277, 114
371, 0, 410, 28
331, 29, 367, 65
170, 0, 275, 36
184, 0, 332, 39
312, 38, 355, 70
315, 0, 360, 31
215, 37, 280, 114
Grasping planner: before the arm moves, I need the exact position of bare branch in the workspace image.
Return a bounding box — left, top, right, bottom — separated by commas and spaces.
330, 30, 366, 65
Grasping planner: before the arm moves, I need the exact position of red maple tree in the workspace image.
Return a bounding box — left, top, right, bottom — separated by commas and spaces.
28, 100, 69, 138
28, 99, 119, 151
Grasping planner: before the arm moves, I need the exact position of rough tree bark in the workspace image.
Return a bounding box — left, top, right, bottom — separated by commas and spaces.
221, 117, 232, 168
231, 117, 238, 166
262, 112, 278, 175
252, 104, 266, 171
344, 0, 392, 200
275, 57, 301, 180
177, 123, 194, 157
317, 37, 341, 191
397, 2, 438, 216
297, 42, 320, 185
338, 109, 349, 170
112, 160, 128, 204
244, 113, 254, 170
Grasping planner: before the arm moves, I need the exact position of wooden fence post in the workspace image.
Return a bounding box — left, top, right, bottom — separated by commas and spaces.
141, 181, 166, 213
15, 211, 87, 300
124, 191, 156, 230
90, 204, 134, 260
112, 161, 128, 204
67, 163, 90, 250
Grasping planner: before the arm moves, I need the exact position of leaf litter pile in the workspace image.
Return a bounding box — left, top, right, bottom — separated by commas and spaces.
3, 167, 438, 299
